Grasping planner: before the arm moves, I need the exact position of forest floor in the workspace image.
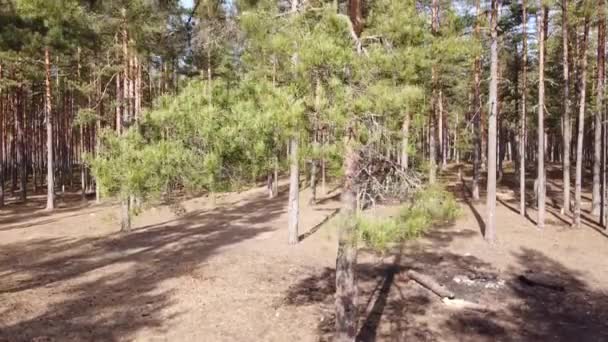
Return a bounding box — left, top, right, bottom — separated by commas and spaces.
1, 163, 608, 342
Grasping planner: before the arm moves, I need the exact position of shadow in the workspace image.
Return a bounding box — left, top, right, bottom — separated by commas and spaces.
356, 249, 402, 342
460, 180, 486, 237
443, 248, 608, 341
283, 221, 482, 342
0, 192, 101, 230
0, 189, 289, 341
298, 209, 340, 242
356, 267, 396, 342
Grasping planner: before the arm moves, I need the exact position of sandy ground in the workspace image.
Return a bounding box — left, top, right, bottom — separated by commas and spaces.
1, 164, 608, 341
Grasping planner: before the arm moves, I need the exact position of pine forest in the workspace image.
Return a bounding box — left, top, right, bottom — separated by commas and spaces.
1, 0, 608, 341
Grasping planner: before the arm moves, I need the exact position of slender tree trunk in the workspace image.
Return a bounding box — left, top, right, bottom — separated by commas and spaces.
17, 86, 26, 202
473, 0, 481, 200
44, 47, 55, 210
574, 19, 590, 227
536, 4, 547, 229
429, 0, 439, 184
273, 154, 279, 197
77, 47, 86, 201
441, 91, 448, 169
562, 0, 571, 214
348, 0, 363, 36
120, 8, 133, 231
95, 68, 102, 204
334, 135, 358, 342
321, 130, 327, 195
288, 136, 299, 245
0, 64, 4, 208
486, 0, 500, 242
438, 90, 444, 169
310, 76, 321, 204
401, 112, 410, 170
520, 0, 528, 216
593, 0, 605, 216
310, 141, 317, 204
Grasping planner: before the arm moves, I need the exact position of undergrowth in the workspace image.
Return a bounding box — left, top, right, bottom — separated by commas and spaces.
357, 184, 460, 251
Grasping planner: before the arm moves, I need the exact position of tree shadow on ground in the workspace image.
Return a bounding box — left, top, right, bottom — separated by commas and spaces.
0, 192, 105, 231
282, 194, 608, 342
444, 247, 608, 342
282, 224, 482, 342
0, 189, 289, 342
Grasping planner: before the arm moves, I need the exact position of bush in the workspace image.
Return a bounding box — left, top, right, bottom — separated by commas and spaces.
357, 184, 460, 251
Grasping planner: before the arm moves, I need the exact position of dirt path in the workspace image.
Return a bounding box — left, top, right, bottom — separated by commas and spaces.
2, 166, 608, 341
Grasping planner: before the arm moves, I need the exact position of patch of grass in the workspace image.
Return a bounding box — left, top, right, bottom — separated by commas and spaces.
357, 184, 460, 251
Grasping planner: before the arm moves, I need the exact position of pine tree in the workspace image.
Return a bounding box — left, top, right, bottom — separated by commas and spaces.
562, 0, 572, 214
520, 0, 528, 216
592, 0, 605, 217
536, 2, 547, 229
486, 0, 501, 242
574, 15, 590, 228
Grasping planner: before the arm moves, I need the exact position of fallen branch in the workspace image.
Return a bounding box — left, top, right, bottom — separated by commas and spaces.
517, 273, 566, 292
442, 298, 488, 311
407, 270, 455, 299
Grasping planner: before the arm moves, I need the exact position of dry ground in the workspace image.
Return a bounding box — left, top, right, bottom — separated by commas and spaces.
1, 164, 608, 341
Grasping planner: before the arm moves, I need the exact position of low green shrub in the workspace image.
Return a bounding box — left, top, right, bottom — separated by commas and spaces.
357, 184, 460, 251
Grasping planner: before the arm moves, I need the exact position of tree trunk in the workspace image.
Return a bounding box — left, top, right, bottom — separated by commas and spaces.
348, 0, 363, 36
486, 0, 500, 243
536, 4, 547, 229
321, 130, 327, 195
0, 64, 4, 208
593, 0, 605, 216
473, 0, 481, 201
429, 0, 439, 185
334, 135, 358, 342
574, 19, 590, 228
17, 86, 26, 202
44, 47, 55, 210
401, 112, 410, 170
288, 136, 299, 245
562, 0, 571, 214
310, 76, 321, 204
441, 91, 448, 169
95, 71, 102, 204
120, 197, 131, 231
273, 154, 279, 197
520, 0, 527, 216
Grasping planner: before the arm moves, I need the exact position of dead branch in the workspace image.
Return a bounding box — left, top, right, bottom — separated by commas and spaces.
407, 270, 455, 299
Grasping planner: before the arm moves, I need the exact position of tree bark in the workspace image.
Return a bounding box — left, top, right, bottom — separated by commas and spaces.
429, 0, 439, 185
440, 90, 447, 169
536, 4, 547, 229
44, 47, 55, 210
520, 0, 528, 216
473, 0, 481, 201
486, 0, 500, 243
0, 64, 4, 208
120, 7, 132, 231
401, 112, 410, 170
562, 0, 571, 214
593, 0, 605, 216
348, 0, 363, 36
321, 130, 327, 195
288, 136, 299, 245
17, 86, 26, 202
334, 135, 358, 342
310, 76, 321, 204
574, 19, 590, 228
